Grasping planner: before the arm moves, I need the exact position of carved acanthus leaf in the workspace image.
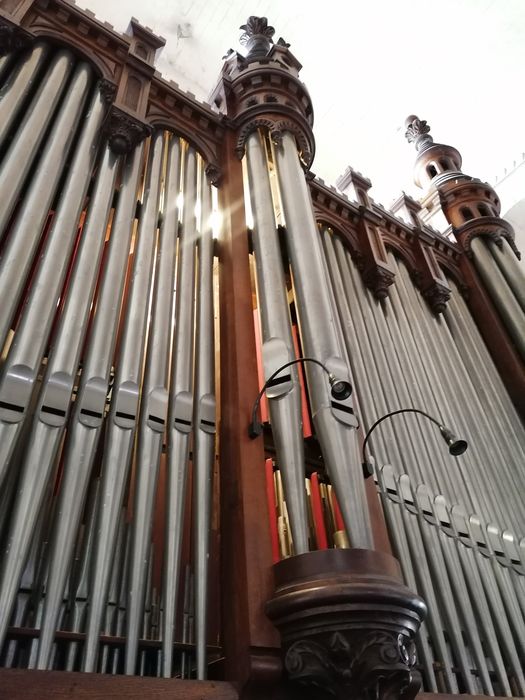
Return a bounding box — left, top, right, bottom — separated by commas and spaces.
284, 630, 420, 700
239, 16, 275, 45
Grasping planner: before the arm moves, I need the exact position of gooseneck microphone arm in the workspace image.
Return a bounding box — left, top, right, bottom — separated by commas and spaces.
362, 408, 468, 477
248, 357, 352, 439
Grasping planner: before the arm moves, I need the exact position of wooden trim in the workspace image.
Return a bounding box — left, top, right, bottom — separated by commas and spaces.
217, 130, 281, 688
0, 669, 238, 700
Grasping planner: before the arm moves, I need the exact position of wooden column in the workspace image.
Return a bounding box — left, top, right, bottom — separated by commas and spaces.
217, 130, 281, 692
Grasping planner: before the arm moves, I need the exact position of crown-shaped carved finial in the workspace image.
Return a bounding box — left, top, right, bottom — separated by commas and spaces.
239, 16, 275, 60
405, 115, 433, 152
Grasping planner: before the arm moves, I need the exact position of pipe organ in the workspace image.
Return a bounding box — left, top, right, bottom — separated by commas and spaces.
0, 5, 524, 700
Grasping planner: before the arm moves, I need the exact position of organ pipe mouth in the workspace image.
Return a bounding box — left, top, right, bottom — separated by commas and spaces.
362, 408, 468, 478
248, 357, 353, 439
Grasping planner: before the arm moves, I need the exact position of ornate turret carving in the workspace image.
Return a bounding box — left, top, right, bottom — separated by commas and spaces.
239, 16, 275, 60
404, 114, 519, 259
209, 16, 315, 168
404, 115, 433, 152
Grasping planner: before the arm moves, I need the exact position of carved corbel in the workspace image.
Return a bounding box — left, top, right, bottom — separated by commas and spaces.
266, 549, 426, 700
355, 207, 395, 300
103, 105, 151, 155
412, 237, 451, 314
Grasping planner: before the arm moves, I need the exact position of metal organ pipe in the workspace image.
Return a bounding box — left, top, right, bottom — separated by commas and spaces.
0, 77, 109, 648
35, 144, 144, 669
487, 238, 525, 312
0, 65, 104, 486
0, 49, 76, 236
193, 171, 216, 679
273, 131, 372, 549
124, 135, 181, 675
470, 237, 525, 360
162, 147, 198, 678
245, 130, 309, 555
0, 42, 49, 148
0, 142, 118, 654
0, 58, 94, 347
81, 132, 165, 672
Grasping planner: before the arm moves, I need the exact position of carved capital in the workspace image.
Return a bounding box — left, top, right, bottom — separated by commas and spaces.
0, 22, 33, 57
421, 282, 451, 314
104, 106, 151, 155
285, 631, 420, 700
266, 549, 426, 700
362, 264, 396, 300
205, 162, 222, 186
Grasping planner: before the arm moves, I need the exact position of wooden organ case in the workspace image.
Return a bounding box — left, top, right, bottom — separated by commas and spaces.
0, 4, 524, 700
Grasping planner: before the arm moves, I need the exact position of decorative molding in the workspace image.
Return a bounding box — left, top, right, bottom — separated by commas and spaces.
234, 115, 314, 167
103, 106, 151, 154
455, 217, 518, 259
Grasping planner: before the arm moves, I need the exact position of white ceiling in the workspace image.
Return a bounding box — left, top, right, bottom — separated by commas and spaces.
80, 0, 525, 209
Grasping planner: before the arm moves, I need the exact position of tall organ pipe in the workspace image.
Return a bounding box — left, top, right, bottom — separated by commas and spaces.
124, 135, 182, 675
0, 79, 109, 648
392, 260, 480, 516
273, 131, 372, 548
81, 132, 165, 673
408, 267, 522, 530
0, 144, 118, 654
446, 284, 525, 460
0, 43, 49, 148
322, 233, 399, 482
377, 464, 457, 693
162, 147, 198, 678
471, 237, 525, 360
0, 49, 76, 236
35, 145, 144, 669
487, 239, 525, 312
193, 173, 216, 679
0, 60, 94, 348
433, 299, 524, 526
0, 65, 103, 487
245, 131, 308, 554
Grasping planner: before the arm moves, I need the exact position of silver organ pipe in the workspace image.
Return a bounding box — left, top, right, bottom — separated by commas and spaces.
124, 135, 181, 675
81, 131, 166, 672
193, 170, 216, 679
317, 224, 525, 695
0, 42, 49, 148
487, 238, 525, 312
470, 237, 525, 360
0, 49, 76, 237
273, 131, 373, 549
162, 146, 198, 678
245, 130, 309, 555
35, 145, 145, 669
0, 75, 107, 646
0, 56, 95, 348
